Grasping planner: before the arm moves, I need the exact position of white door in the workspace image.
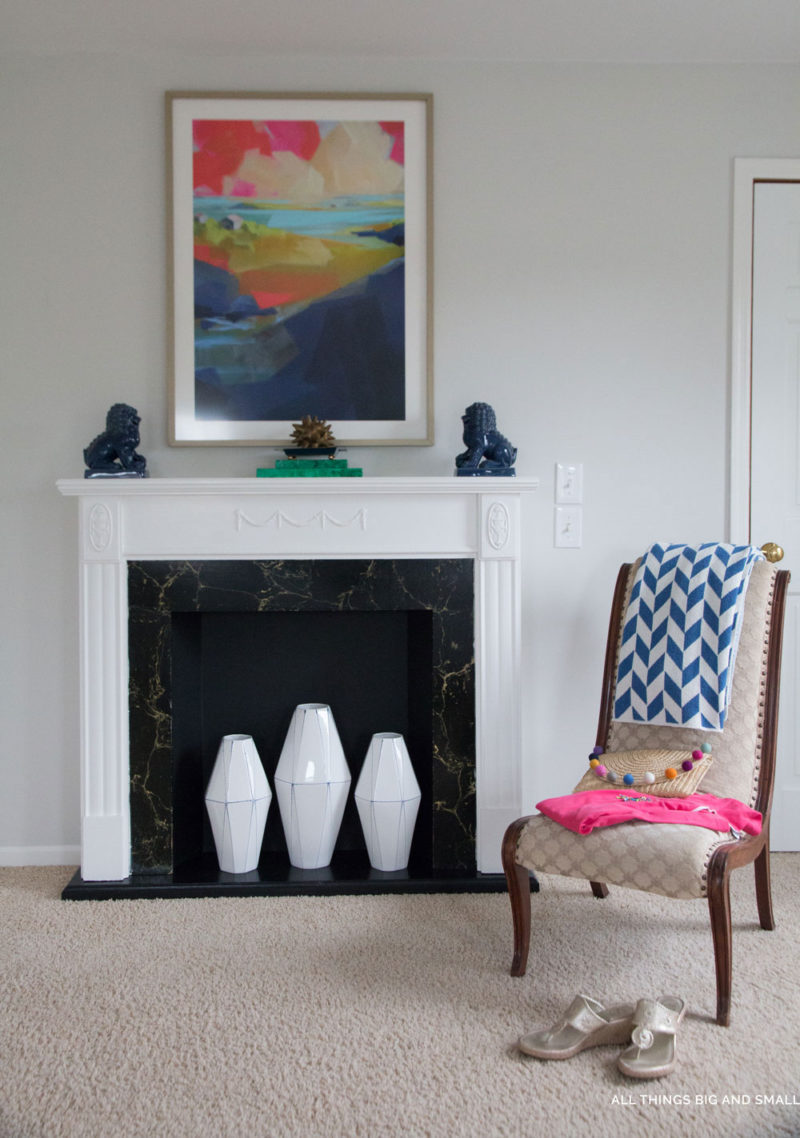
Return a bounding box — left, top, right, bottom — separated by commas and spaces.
749, 179, 800, 850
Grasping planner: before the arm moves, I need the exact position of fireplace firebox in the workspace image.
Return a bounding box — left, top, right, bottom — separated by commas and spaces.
129, 557, 474, 886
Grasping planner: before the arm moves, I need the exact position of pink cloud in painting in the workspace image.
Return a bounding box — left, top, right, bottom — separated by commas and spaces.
192, 120, 273, 195
192, 118, 405, 200
379, 122, 404, 164
266, 121, 322, 161
230, 179, 256, 197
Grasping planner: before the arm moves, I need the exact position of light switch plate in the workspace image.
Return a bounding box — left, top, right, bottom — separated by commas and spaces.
555, 462, 583, 504
555, 506, 582, 548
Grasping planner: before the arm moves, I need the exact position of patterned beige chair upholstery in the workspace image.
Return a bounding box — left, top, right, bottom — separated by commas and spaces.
502, 559, 790, 1026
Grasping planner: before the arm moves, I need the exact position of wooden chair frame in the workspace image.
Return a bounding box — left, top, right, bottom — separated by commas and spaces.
502, 564, 790, 1026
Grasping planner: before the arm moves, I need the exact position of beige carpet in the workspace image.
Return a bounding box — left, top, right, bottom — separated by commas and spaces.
1, 860, 799, 1138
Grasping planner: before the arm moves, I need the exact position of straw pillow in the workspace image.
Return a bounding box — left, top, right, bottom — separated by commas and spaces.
573, 747, 714, 798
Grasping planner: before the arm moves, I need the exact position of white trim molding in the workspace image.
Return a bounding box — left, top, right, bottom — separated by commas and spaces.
730, 158, 800, 543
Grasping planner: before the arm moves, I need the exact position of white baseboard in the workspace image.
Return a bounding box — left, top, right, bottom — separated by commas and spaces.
0, 846, 80, 867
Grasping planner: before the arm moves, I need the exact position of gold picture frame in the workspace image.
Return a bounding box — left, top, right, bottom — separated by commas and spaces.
167, 91, 433, 446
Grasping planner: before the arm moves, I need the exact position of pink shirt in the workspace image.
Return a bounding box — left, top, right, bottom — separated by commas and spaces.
535, 789, 762, 836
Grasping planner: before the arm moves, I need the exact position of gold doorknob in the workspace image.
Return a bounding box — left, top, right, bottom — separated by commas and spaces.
761, 542, 785, 563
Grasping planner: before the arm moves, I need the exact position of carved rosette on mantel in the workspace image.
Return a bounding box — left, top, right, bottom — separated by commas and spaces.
56, 476, 538, 894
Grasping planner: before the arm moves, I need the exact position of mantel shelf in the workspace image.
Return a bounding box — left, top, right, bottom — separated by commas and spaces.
58, 475, 540, 496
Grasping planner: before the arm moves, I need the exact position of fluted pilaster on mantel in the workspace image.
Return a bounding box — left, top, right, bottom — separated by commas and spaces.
77, 498, 131, 879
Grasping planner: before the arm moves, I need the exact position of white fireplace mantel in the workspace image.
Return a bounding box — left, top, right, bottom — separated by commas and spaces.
58, 476, 538, 879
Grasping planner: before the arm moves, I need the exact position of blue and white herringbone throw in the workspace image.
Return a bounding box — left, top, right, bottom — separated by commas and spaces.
613, 543, 765, 732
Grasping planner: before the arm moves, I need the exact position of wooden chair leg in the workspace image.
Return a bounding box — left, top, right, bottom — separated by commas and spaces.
590, 881, 609, 898
502, 819, 533, 977
707, 860, 733, 1027
754, 841, 776, 931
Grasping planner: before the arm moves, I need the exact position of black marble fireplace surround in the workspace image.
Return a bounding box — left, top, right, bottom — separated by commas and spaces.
63, 557, 511, 899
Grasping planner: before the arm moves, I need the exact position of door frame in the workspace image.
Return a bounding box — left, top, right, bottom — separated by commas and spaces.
729, 157, 800, 543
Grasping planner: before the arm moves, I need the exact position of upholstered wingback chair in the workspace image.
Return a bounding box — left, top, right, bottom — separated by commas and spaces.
502, 559, 789, 1026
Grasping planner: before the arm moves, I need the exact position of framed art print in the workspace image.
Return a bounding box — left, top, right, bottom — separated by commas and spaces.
167, 92, 433, 446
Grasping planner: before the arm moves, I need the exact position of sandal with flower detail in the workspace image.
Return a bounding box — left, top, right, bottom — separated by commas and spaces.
518, 994, 635, 1060
617, 996, 686, 1079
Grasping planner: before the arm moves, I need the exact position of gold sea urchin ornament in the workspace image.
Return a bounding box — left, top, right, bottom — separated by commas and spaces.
289, 415, 336, 449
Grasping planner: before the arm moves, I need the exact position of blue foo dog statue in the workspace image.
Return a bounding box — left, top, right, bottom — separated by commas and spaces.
84, 403, 148, 478
455, 402, 517, 477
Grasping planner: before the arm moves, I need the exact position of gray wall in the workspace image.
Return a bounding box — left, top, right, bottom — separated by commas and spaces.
2, 46, 799, 860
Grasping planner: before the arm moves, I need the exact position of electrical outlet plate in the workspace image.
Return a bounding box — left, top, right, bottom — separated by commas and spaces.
555, 505, 582, 548
555, 462, 583, 504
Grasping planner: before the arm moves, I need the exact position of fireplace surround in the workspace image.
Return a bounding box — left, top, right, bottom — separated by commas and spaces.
57, 476, 538, 897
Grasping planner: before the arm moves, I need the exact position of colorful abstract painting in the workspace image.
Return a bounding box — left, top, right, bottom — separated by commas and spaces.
169, 95, 431, 445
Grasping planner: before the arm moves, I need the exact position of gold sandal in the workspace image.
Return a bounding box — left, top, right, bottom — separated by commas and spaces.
518, 994, 635, 1060
617, 996, 686, 1079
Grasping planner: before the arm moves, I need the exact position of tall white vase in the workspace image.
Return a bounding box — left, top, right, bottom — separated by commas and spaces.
274, 703, 351, 869
205, 734, 271, 874
355, 733, 421, 871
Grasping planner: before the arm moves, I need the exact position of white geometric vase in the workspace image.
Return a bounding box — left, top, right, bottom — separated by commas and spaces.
355, 733, 421, 871
205, 734, 271, 874
274, 703, 352, 869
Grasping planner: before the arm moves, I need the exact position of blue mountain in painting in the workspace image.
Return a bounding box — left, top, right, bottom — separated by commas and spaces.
195, 258, 405, 422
